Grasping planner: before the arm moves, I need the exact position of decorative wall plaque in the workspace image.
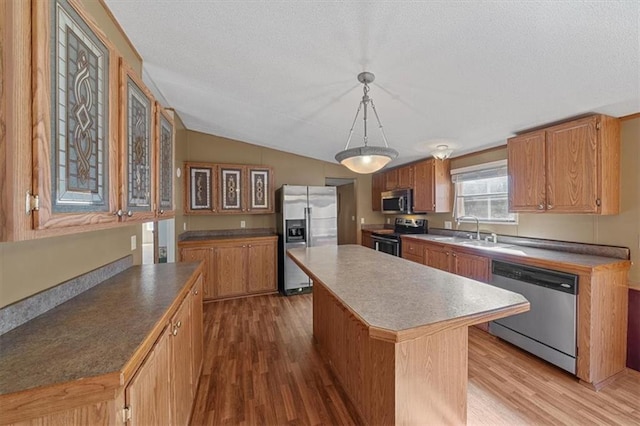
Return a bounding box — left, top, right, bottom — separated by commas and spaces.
250, 170, 269, 210
51, 0, 110, 212
221, 168, 242, 210
190, 167, 212, 210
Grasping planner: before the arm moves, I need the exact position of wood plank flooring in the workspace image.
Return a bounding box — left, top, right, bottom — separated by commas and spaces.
191, 293, 640, 425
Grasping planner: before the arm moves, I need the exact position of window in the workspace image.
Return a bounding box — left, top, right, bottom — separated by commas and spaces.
451, 160, 517, 224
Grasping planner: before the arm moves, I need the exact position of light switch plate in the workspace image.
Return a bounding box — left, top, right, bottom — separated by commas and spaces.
131, 235, 137, 251
386, 218, 391, 224
240, 220, 246, 228
444, 221, 452, 229
360, 218, 365, 224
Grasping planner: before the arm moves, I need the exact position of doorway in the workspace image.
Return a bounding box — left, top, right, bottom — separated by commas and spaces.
325, 178, 357, 245
141, 218, 176, 265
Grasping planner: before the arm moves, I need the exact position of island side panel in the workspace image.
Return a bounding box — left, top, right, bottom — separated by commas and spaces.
313, 282, 395, 425
395, 326, 468, 425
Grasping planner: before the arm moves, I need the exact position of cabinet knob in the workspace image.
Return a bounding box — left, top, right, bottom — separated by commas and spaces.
176, 320, 182, 328
248, 244, 252, 248
172, 328, 178, 336
194, 290, 199, 295
126, 210, 133, 217
538, 204, 545, 210
547, 204, 554, 210
452, 253, 457, 257
158, 209, 164, 215
113, 209, 123, 217
446, 252, 450, 256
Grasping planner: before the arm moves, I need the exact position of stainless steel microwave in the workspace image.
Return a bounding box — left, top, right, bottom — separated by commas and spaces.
381, 189, 413, 214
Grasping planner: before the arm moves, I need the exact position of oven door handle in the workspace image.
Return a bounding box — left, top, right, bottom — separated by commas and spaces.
375, 241, 379, 251
372, 235, 399, 244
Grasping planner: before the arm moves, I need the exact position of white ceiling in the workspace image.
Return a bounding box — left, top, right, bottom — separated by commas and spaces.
105, 0, 639, 167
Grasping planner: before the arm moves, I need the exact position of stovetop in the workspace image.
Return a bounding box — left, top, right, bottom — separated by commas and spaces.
372, 218, 428, 240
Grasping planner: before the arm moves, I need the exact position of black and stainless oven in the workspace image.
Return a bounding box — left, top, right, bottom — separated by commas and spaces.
371, 218, 428, 257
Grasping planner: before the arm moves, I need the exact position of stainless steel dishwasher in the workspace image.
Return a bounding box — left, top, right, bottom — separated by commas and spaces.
488, 260, 578, 374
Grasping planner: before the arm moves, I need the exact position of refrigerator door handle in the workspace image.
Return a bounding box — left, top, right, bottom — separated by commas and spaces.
305, 207, 311, 246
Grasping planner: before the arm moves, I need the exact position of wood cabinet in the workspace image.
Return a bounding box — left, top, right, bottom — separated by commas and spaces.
125, 326, 172, 426
179, 236, 278, 300
382, 165, 412, 191
413, 159, 452, 213
191, 277, 204, 395
371, 173, 384, 211
402, 237, 490, 283
170, 293, 193, 426
397, 165, 414, 189
384, 168, 399, 190
2, 0, 176, 241
508, 115, 620, 215
155, 104, 175, 218
361, 230, 374, 249
184, 162, 274, 215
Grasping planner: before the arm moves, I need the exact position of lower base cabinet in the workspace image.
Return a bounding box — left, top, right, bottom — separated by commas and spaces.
179, 236, 277, 300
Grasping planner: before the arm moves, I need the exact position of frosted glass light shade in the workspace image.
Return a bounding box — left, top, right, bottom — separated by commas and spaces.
335, 146, 398, 174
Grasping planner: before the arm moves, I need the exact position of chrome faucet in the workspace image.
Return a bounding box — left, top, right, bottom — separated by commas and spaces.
456, 215, 480, 240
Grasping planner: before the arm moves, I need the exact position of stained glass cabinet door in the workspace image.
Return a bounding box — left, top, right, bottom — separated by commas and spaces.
156, 104, 175, 218
247, 167, 273, 213
218, 165, 245, 213
120, 59, 155, 222
31, 0, 120, 231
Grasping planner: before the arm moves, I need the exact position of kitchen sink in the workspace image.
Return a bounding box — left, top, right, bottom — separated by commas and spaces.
458, 240, 514, 249
429, 236, 458, 242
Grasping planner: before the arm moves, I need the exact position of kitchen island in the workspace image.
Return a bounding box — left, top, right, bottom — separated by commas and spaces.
288, 245, 529, 425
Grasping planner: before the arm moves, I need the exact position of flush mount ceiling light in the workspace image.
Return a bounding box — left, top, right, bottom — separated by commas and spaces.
431, 144, 454, 160
335, 72, 398, 174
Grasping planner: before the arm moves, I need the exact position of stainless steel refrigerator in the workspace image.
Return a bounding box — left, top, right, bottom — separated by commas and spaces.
276, 185, 337, 295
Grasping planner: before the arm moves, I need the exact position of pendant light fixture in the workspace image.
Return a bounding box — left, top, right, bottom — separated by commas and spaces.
335, 72, 398, 174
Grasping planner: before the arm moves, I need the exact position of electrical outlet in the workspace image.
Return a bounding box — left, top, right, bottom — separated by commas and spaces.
386, 218, 391, 224
240, 220, 246, 228
360, 218, 365, 224
183, 222, 187, 231
130, 235, 137, 251
444, 221, 452, 229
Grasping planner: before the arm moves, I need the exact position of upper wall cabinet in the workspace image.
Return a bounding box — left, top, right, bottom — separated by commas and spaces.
184, 162, 273, 215
120, 59, 155, 222
508, 114, 620, 215
413, 159, 451, 213
156, 104, 175, 218
30, 0, 120, 232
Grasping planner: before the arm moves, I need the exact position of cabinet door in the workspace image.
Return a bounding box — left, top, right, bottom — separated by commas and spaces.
384, 169, 398, 190
247, 240, 277, 293
402, 239, 424, 264
247, 167, 273, 213
31, 0, 120, 231
212, 244, 247, 298
156, 104, 175, 218
508, 131, 546, 212
191, 276, 204, 395
120, 59, 155, 222
171, 295, 193, 426
452, 251, 490, 282
397, 165, 414, 189
218, 165, 245, 213
180, 247, 214, 299
371, 173, 384, 211
185, 162, 216, 214
413, 160, 434, 212
546, 117, 599, 213
361, 231, 373, 249
126, 326, 172, 426
425, 245, 450, 272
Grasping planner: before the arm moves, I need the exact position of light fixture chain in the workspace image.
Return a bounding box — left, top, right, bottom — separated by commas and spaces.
344, 100, 364, 150
369, 99, 390, 148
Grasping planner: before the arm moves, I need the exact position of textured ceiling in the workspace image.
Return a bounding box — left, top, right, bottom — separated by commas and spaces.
105, 0, 639, 167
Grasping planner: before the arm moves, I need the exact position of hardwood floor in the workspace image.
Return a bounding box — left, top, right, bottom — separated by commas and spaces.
192, 293, 640, 425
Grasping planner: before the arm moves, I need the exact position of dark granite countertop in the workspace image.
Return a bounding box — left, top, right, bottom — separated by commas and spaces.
178, 228, 277, 242
0, 262, 201, 396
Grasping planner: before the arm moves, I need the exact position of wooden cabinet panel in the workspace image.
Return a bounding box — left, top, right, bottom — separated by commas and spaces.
180, 247, 213, 299
191, 277, 204, 396
402, 239, 425, 264
218, 164, 245, 213
508, 131, 546, 212
247, 167, 274, 213
247, 240, 277, 293
120, 59, 156, 222
171, 295, 193, 426
361, 231, 373, 249
184, 162, 216, 214
508, 115, 619, 215
371, 173, 384, 211
546, 118, 598, 213
425, 245, 450, 272
155, 104, 175, 218
413, 159, 451, 213
213, 244, 247, 298
126, 326, 172, 426
384, 169, 398, 191
30, 0, 120, 232
397, 165, 414, 189
452, 252, 490, 282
